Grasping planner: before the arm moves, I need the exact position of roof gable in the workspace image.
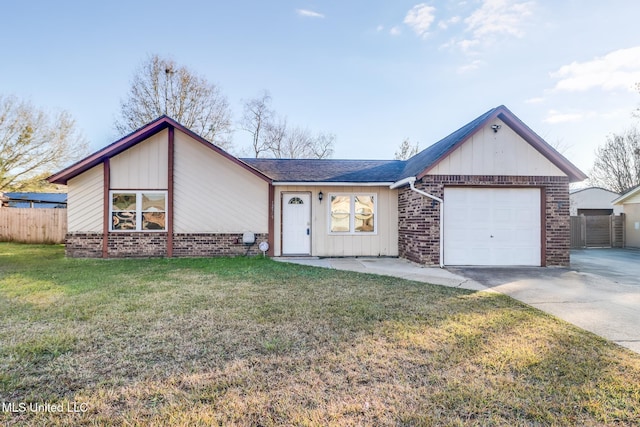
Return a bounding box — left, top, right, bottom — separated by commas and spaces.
48, 116, 270, 185
49, 106, 587, 187
399, 105, 587, 183
613, 184, 640, 205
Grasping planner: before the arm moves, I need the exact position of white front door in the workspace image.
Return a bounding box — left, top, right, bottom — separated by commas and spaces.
282, 193, 311, 255
444, 187, 541, 266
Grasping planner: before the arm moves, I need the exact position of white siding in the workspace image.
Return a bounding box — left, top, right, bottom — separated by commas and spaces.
68, 163, 103, 232
110, 129, 168, 189
173, 130, 268, 233
624, 192, 640, 204
623, 203, 640, 248
274, 186, 398, 257
428, 119, 566, 176
570, 188, 622, 215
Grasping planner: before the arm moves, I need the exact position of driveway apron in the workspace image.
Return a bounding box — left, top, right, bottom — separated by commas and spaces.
452, 249, 640, 354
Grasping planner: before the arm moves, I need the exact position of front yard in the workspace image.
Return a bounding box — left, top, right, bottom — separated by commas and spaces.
1, 243, 639, 426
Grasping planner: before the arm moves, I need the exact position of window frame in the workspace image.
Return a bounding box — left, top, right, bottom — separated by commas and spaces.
328, 193, 377, 235
109, 190, 168, 232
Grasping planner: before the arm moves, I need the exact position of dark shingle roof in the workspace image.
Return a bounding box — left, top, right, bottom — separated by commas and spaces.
399, 106, 500, 180
49, 106, 587, 186
242, 107, 504, 184
240, 158, 405, 183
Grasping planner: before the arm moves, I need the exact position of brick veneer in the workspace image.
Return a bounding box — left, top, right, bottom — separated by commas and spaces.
398, 175, 570, 266
173, 233, 268, 257
65, 233, 102, 257
65, 232, 269, 258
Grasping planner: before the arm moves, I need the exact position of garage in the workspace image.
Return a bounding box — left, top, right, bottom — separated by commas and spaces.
444, 187, 541, 266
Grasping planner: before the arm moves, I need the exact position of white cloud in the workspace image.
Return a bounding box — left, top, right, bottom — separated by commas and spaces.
458, 59, 484, 74
525, 97, 544, 104
389, 26, 402, 36
296, 9, 325, 19
543, 110, 584, 124
550, 46, 640, 92
465, 0, 535, 39
457, 38, 479, 52
438, 15, 461, 30
438, 1, 534, 56
404, 3, 437, 38
376, 25, 385, 32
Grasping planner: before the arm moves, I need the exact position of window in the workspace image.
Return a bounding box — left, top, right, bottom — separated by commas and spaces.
288, 197, 304, 205
110, 191, 167, 231
330, 194, 376, 234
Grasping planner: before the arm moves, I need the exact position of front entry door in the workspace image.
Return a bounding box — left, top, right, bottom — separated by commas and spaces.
282, 193, 311, 255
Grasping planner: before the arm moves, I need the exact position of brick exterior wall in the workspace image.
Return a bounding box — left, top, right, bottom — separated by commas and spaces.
65, 232, 269, 258
66, 233, 103, 258
397, 175, 570, 266
173, 233, 268, 257
107, 233, 168, 257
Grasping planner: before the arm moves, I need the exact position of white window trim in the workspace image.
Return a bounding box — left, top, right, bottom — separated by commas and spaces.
109, 190, 168, 232
328, 193, 378, 235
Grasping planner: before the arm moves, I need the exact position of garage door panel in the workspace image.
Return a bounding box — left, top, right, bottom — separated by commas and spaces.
444, 187, 541, 266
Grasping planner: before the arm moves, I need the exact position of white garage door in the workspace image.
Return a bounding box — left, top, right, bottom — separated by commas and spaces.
444, 187, 541, 266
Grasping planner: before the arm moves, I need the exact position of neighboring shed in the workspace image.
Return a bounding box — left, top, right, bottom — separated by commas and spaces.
613, 185, 640, 248
569, 187, 621, 216
1, 192, 67, 208
49, 106, 586, 266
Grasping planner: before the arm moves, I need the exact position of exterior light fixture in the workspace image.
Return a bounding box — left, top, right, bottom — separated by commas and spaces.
318, 191, 324, 202
491, 124, 501, 133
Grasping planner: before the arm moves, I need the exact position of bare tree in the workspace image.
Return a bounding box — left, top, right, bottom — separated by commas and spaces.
310, 131, 335, 159
268, 127, 335, 159
394, 138, 419, 160
635, 82, 640, 118
0, 95, 87, 191
115, 54, 233, 149
241, 91, 334, 159
590, 128, 640, 193
240, 91, 275, 158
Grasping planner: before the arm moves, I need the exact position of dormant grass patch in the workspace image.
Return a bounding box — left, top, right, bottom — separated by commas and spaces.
0, 243, 639, 426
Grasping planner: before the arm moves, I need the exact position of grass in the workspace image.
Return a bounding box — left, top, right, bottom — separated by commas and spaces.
0, 243, 639, 426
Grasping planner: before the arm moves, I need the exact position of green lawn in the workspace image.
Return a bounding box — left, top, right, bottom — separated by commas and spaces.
1, 243, 639, 426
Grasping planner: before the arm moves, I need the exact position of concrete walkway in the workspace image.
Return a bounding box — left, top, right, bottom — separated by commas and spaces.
275, 256, 640, 354
275, 257, 487, 291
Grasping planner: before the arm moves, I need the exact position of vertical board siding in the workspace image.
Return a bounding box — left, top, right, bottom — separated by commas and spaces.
428, 119, 566, 177
68, 163, 103, 232
623, 204, 640, 248
274, 185, 398, 257
173, 130, 269, 233
110, 129, 168, 189
0, 208, 67, 243
570, 216, 586, 248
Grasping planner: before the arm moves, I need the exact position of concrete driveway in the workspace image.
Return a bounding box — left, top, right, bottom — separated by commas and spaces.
451, 248, 640, 354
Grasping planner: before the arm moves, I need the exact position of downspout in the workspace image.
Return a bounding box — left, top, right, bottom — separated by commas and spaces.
390, 177, 444, 268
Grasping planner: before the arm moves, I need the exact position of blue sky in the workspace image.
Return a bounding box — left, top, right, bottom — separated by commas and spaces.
2, 1, 640, 177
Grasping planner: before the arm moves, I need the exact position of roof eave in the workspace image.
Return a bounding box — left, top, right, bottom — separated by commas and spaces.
612, 184, 640, 205
416, 105, 588, 183
496, 108, 588, 183
415, 108, 501, 180
272, 181, 396, 186
48, 116, 272, 185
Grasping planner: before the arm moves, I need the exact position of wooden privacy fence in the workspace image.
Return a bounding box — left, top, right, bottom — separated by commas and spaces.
0, 208, 67, 244
570, 214, 625, 249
